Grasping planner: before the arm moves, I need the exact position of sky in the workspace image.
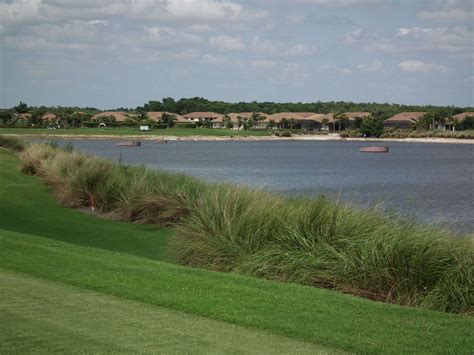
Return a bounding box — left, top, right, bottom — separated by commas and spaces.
0, 0, 473, 109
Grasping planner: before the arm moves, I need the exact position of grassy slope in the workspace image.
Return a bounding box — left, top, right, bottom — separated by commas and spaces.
0, 269, 331, 354
0, 127, 271, 137
1, 149, 473, 353
0, 150, 173, 261
1, 230, 473, 354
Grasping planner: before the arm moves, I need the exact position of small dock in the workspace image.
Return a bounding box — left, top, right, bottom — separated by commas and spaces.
116, 141, 141, 147
359, 146, 389, 153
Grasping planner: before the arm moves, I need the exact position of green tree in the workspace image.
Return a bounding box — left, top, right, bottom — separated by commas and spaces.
237, 115, 244, 131
250, 112, 265, 128
360, 114, 384, 137
280, 118, 289, 129
161, 113, 177, 128
321, 118, 329, 131
266, 120, 276, 129
137, 110, 148, 122
14, 101, 29, 114
223, 115, 233, 129
416, 114, 433, 130
337, 113, 349, 131
289, 118, 296, 130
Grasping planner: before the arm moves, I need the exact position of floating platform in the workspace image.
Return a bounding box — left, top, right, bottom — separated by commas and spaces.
116, 141, 141, 147
359, 146, 389, 153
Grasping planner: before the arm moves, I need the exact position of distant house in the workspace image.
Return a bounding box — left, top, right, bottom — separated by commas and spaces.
342, 112, 371, 130
447, 112, 474, 131
451, 112, 474, 123
305, 113, 333, 131
42, 113, 57, 122
147, 112, 189, 123
267, 112, 317, 130
14, 113, 32, 121
182, 112, 223, 123
221, 112, 268, 129
92, 111, 130, 122
384, 112, 427, 129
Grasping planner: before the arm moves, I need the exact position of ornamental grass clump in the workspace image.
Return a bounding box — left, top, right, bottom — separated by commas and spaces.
0, 135, 25, 152
17, 142, 474, 314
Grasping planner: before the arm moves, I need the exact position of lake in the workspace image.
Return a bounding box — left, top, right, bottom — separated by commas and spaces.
62, 139, 474, 233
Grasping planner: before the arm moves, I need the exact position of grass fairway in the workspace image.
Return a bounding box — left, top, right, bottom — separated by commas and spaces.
1, 230, 473, 354
0, 269, 331, 354
0, 149, 173, 261
0, 127, 271, 137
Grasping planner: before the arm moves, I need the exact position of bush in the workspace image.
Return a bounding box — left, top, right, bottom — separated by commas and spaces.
339, 130, 360, 138
380, 129, 474, 139
0, 135, 25, 152
19, 143, 474, 314
175, 122, 197, 129
275, 130, 292, 137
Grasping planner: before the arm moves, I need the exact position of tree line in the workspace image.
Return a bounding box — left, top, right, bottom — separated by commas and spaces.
140, 97, 473, 119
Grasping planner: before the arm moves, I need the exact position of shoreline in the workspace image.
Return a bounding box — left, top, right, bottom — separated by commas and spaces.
3, 132, 474, 144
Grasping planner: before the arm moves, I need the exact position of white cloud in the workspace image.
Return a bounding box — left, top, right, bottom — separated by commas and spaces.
398, 60, 448, 74
346, 26, 473, 54
286, 13, 306, 25
250, 36, 318, 58
418, 0, 473, 22
284, 44, 318, 57
0, 0, 42, 26
201, 54, 239, 66
209, 35, 246, 51
146, 27, 203, 47
357, 59, 383, 72
165, 0, 242, 20
249, 60, 278, 69
293, 0, 382, 7
318, 65, 352, 75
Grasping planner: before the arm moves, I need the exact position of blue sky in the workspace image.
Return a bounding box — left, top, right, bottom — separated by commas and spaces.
1, 0, 473, 108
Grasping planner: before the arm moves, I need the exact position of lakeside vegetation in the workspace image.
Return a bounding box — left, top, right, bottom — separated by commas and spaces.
9, 138, 473, 314
341, 128, 474, 139
1, 139, 473, 353
0, 127, 271, 137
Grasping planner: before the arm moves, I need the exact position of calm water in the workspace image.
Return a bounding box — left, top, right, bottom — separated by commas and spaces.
63, 139, 474, 233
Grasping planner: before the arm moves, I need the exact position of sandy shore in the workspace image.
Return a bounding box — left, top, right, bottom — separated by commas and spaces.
5, 133, 474, 144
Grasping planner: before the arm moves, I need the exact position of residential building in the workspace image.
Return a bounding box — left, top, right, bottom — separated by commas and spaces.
384, 112, 427, 129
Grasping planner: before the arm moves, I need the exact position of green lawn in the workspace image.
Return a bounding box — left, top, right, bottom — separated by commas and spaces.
0, 127, 271, 137
1, 149, 473, 354
2, 229, 473, 354
0, 149, 173, 261
1, 269, 331, 354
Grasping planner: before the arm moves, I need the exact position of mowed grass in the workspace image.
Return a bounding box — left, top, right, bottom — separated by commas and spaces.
0, 127, 271, 137
0, 269, 332, 354
1, 229, 473, 354
0, 149, 173, 261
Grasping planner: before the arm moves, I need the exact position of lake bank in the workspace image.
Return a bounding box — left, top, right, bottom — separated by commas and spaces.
3, 132, 474, 144
2, 143, 472, 353
62, 139, 474, 233
14, 142, 474, 314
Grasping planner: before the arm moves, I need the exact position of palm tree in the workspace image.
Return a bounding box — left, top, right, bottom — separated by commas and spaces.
237, 115, 243, 131
250, 112, 265, 129
289, 118, 296, 130
223, 114, 233, 129
321, 118, 329, 131
338, 113, 349, 131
